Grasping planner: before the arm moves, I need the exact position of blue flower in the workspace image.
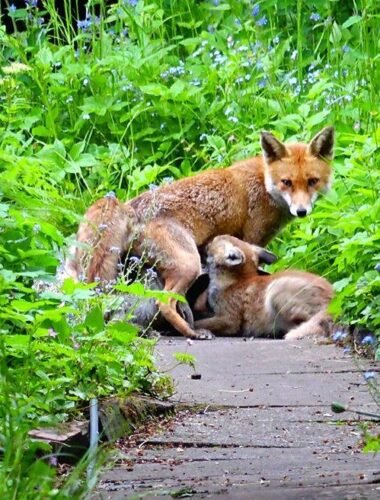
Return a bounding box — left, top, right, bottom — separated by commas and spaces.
256, 16, 268, 27
8, 4, 17, 13
124, 0, 138, 6
342, 45, 350, 53
252, 4, 260, 17
25, 0, 38, 7
362, 335, 374, 345
310, 13, 321, 22
364, 371, 376, 381
374, 263, 380, 272
333, 330, 343, 342
105, 191, 116, 199
77, 18, 91, 30
258, 77, 267, 88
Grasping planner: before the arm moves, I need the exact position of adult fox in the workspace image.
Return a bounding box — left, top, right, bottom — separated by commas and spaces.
66, 127, 334, 339
194, 235, 334, 340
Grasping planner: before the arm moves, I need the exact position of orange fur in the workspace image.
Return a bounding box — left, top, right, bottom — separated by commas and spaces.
195, 235, 334, 340
67, 128, 334, 339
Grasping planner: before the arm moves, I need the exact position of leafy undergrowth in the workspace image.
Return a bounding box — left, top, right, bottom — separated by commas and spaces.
0, 0, 379, 496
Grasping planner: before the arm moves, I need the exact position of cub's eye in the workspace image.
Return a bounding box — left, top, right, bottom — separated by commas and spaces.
308, 177, 319, 187
281, 179, 292, 187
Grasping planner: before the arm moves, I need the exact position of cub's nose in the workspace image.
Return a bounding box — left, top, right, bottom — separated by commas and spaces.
296, 208, 307, 217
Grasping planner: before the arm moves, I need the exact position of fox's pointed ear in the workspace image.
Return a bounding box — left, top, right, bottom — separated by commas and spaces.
224, 245, 245, 267
308, 126, 334, 161
261, 131, 288, 163
257, 248, 277, 265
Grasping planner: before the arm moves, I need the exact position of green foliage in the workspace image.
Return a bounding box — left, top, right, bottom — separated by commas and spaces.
1, 0, 380, 494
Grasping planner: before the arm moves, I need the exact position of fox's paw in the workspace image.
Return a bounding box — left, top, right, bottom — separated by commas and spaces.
194, 329, 215, 341
284, 330, 305, 341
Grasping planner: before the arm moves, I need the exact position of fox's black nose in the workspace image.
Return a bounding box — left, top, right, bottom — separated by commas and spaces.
296, 208, 307, 217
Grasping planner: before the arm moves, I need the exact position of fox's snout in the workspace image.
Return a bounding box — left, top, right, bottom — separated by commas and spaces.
296, 207, 307, 217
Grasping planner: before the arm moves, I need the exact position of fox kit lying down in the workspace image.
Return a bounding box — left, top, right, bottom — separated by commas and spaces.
67, 127, 334, 339
194, 235, 334, 340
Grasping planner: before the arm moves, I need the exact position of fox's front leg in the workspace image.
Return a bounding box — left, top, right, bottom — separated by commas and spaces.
194, 316, 239, 336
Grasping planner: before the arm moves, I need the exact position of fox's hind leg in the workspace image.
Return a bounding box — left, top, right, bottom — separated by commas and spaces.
144, 219, 213, 340
284, 310, 332, 341
65, 195, 131, 282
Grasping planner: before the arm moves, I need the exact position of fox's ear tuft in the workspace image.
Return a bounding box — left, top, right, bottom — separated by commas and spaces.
309, 126, 334, 161
258, 248, 278, 265
224, 246, 245, 267
260, 131, 288, 163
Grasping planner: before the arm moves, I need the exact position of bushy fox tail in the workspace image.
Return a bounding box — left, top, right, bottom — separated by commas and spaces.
65, 194, 131, 282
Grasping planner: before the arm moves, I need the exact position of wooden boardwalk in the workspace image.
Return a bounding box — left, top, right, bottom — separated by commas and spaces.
96, 339, 379, 499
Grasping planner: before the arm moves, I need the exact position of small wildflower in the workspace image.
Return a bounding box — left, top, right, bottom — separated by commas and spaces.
109, 246, 121, 254
228, 116, 239, 124
256, 60, 264, 70
273, 35, 280, 45
104, 191, 116, 199
213, 0, 220, 6
129, 256, 141, 264
48, 328, 58, 338
162, 176, 174, 185
8, 4, 17, 13
146, 267, 158, 280
256, 16, 268, 27
291, 50, 298, 61
83, 78, 89, 86
333, 330, 344, 342
252, 4, 260, 17
200, 133, 208, 141
82, 113, 90, 120
94, 276, 101, 282
73, 341, 80, 350
77, 18, 91, 31
49, 456, 58, 467
362, 335, 374, 345
66, 96, 73, 104
343, 346, 351, 354
33, 223, 40, 233
375, 263, 380, 272
117, 262, 125, 271
98, 223, 108, 231
149, 183, 158, 191
258, 77, 267, 88
124, 0, 138, 6
310, 12, 321, 22
364, 371, 376, 381
342, 45, 350, 53
288, 76, 298, 86
25, 0, 38, 7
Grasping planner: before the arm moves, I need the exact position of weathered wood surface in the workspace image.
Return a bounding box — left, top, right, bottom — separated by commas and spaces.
96, 339, 379, 499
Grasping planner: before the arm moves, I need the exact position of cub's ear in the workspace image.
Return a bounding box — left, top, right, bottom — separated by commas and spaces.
224, 245, 245, 267
260, 131, 288, 163
258, 248, 277, 265
308, 126, 334, 161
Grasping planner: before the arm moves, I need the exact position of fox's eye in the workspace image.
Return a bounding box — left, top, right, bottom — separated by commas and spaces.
308, 177, 319, 187
281, 179, 292, 187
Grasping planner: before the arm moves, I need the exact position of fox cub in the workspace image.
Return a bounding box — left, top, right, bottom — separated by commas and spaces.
194, 235, 334, 340
66, 127, 334, 339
